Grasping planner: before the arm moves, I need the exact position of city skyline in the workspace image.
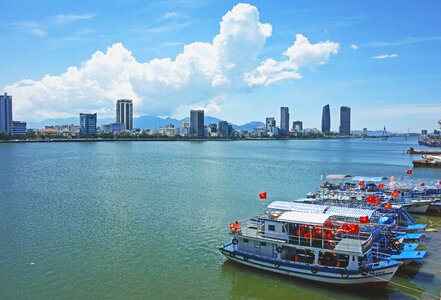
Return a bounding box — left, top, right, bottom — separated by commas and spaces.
1, 1, 440, 132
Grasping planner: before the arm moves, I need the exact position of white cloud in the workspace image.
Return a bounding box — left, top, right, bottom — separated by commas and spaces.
372, 53, 398, 59
366, 36, 441, 47
12, 21, 47, 37
350, 44, 359, 50
245, 34, 339, 86
159, 12, 181, 20
5, 3, 339, 121
53, 14, 95, 25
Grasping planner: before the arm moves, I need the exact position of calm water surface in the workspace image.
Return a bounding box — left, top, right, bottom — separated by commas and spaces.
0, 138, 440, 299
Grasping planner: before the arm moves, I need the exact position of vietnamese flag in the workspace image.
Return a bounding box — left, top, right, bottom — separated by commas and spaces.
259, 192, 267, 200
406, 169, 413, 175
391, 189, 399, 199
420, 182, 425, 187
378, 183, 385, 189
358, 181, 365, 187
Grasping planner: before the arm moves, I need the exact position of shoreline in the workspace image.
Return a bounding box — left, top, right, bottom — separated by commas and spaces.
0, 136, 399, 143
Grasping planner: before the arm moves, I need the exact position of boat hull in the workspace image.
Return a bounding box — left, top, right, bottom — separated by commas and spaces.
220, 246, 399, 287
407, 203, 430, 214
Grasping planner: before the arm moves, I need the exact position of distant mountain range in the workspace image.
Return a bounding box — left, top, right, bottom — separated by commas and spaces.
26, 115, 265, 132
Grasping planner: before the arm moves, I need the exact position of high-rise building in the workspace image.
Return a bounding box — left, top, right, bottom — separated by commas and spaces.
0, 92, 13, 134
321, 104, 330, 133
218, 120, 234, 138
292, 121, 303, 132
190, 110, 204, 137
362, 128, 368, 137
218, 121, 228, 137
280, 107, 289, 136
12, 121, 27, 135
265, 117, 278, 136
180, 122, 190, 136
339, 106, 351, 135
116, 99, 133, 131
80, 113, 97, 136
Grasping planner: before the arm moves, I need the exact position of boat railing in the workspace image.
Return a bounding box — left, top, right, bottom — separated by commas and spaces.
234, 223, 373, 253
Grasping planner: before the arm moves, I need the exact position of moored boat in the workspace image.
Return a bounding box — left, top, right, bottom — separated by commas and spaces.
219, 210, 401, 287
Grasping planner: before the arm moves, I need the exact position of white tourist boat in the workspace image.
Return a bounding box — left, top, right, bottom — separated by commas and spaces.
219, 210, 401, 287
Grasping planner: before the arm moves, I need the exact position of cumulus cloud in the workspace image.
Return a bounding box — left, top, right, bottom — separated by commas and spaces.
245, 34, 339, 86
350, 44, 359, 50
372, 53, 398, 59
5, 3, 339, 121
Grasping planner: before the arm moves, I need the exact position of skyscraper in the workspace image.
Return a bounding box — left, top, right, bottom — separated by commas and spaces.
292, 121, 303, 132
116, 99, 133, 131
280, 107, 289, 136
265, 117, 278, 136
190, 110, 204, 137
80, 113, 97, 136
0, 92, 13, 134
339, 106, 351, 135
321, 104, 330, 133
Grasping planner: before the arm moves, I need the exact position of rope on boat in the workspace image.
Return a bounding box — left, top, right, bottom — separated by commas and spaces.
370, 274, 439, 299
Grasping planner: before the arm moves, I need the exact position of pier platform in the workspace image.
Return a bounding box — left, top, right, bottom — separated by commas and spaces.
413, 160, 441, 168
406, 148, 441, 155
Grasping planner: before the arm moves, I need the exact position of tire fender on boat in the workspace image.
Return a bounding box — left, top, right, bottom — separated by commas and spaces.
311, 267, 318, 274
243, 255, 248, 261
229, 252, 235, 258
232, 238, 238, 245
276, 246, 283, 253
341, 268, 349, 278
275, 262, 281, 268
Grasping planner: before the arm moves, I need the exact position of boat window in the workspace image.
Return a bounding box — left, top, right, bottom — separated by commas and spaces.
318, 251, 349, 267
260, 242, 267, 246
268, 225, 275, 231
282, 226, 286, 233
290, 249, 315, 264
243, 239, 249, 243
254, 241, 261, 249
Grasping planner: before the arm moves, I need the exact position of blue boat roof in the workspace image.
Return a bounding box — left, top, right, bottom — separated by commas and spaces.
391, 250, 426, 260
352, 176, 388, 182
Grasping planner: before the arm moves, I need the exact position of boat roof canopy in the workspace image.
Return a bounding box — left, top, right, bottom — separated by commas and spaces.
351, 176, 388, 183
268, 201, 328, 214
326, 206, 378, 219
277, 211, 330, 225
325, 174, 352, 180
268, 201, 378, 219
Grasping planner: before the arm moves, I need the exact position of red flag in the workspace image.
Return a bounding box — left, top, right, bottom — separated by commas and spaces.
359, 216, 370, 224
391, 189, 399, 199
378, 183, 385, 189
384, 203, 392, 210
406, 169, 413, 175
358, 181, 365, 187
365, 195, 375, 203
259, 192, 267, 199
420, 182, 425, 187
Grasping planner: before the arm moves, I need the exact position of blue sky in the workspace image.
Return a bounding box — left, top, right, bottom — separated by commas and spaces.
1, 0, 440, 132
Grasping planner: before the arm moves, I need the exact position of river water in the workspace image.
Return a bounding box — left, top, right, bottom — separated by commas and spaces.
0, 138, 440, 299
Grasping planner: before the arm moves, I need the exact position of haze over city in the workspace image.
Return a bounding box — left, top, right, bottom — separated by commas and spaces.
1, 0, 440, 132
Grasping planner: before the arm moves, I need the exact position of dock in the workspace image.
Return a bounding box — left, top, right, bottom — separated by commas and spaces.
413, 159, 441, 168
406, 148, 441, 155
